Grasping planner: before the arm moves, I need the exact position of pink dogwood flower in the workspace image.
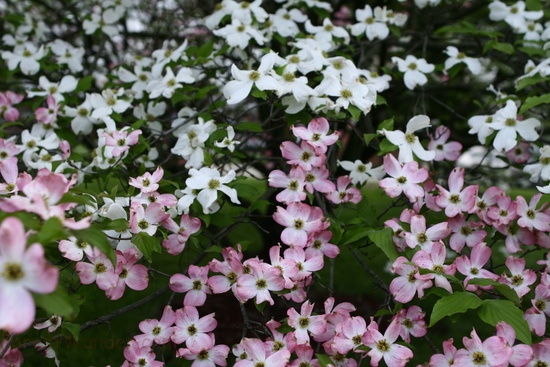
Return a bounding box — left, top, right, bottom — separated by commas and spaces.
454, 328, 513, 367
379, 154, 428, 203
34, 95, 60, 125
516, 193, 550, 232
390, 256, 432, 303
0, 91, 24, 121
0, 217, 58, 334
170, 265, 211, 306
106, 249, 149, 300
234, 338, 290, 367
177, 334, 229, 367
236, 262, 284, 305
392, 306, 427, 343
362, 318, 413, 367
273, 202, 327, 247
291, 117, 339, 153
135, 305, 175, 346
428, 125, 462, 161
171, 305, 217, 350
287, 301, 327, 344
103, 128, 142, 158
280, 141, 325, 171
435, 167, 478, 218
129, 167, 164, 194
455, 243, 498, 291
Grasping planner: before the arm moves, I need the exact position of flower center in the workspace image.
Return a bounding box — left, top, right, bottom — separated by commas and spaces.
208, 179, 220, 190
298, 317, 309, 328
256, 279, 267, 289
472, 351, 487, 365
376, 339, 390, 352
2, 262, 24, 281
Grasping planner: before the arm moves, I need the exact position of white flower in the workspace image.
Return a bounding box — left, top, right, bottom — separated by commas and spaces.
215, 126, 241, 152
83, 8, 121, 38
213, 19, 267, 49
146, 67, 195, 99
2, 42, 45, 75
49, 40, 85, 73
305, 18, 350, 44
63, 94, 100, 135
338, 160, 385, 185
524, 145, 550, 182
379, 115, 436, 163
185, 167, 240, 213
444, 46, 482, 75
392, 55, 434, 90
489, 0, 543, 30
267, 8, 307, 38
468, 113, 496, 144
491, 100, 540, 152
223, 52, 282, 105
90, 88, 132, 120
27, 75, 78, 102
414, 0, 441, 8
118, 65, 152, 99
350, 5, 389, 41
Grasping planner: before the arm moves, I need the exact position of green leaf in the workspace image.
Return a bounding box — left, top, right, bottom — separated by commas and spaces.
478, 299, 531, 344
492, 42, 515, 55
377, 118, 394, 131
316, 354, 335, 367
526, 0, 542, 10
516, 76, 550, 91
61, 322, 81, 341
375, 94, 387, 106
34, 286, 78, 318
71, 225, 116, 265
340, 226, 372, 246
75, 75, 93, 93
378, 138, 398, 155
132, 232, 162, 263
467, 278, 520, 305
519, 94, 550, 114
58, 193, 96, 207
347, 105, 361, 121
235, 121, 263, 132
35, 217, 68, 245
429, 292, 482, 327
366, 228, 398, 262
364, 133, 377, 146
102, 218, 129, 232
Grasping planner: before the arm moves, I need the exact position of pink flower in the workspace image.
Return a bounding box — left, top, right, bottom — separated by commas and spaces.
161, 214, 202, 255
447, 214, 487, 253
34, 95, 59, 125
106, 249, 149, 300
326, 176, 362, 204
291, 117, 339, 154
362, 318, 413, 367
123, 340, 163, 367
435, 167, 478, 218
129, 167, 164, 194
273, 202, 327, 247
75, 248, 118, 291
280, 141, 325, 171
236, 262, 284, 305
499, 256, 536, 298
177, 334, 229, 367
392, 306, 427, 343
495, 321, 533, 367
305, 230, 340, 259
454, 329, 512, 367
404, 215, 450, 251
103, 128, 142, 157
0, 217, 58, 334
332, 315, 367, 354
135, 305, 175, 346
428, 126, 462, 161
379, 154, 428, 203
268, 167, 307, 204
455, 243, 498, 291
0, 91, 24, 121
287, 301, 327, 344
129, 201, 169, 236
412, 242, 456, 294
234, 338, 290, 367
389, 256, 432, 303
430, 338, 458, 367
171, 305, 217, 350
170, 265, 211, 306
516, 193, 550, 232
